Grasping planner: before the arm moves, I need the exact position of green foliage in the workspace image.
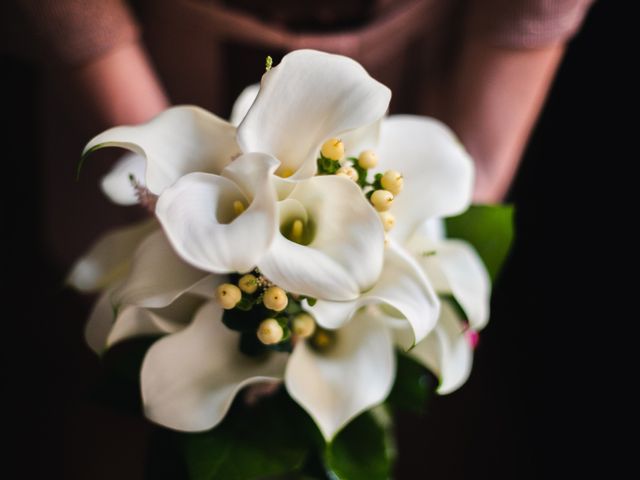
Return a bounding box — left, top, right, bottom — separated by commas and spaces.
95, 344, 433, 479
323, 411, 394, 480
386, 351, 437, 415
445, 204, 515, 282
178, 391, 311, 480
317, 155, 341, 174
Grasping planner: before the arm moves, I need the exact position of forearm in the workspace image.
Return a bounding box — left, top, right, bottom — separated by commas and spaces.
444, 40, 566, 203
71, 40, 170, 129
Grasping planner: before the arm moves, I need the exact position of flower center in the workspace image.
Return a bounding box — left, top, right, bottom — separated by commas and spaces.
281, 217, 315, 245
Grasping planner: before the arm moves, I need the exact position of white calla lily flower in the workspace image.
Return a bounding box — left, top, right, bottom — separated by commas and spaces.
73, 49, 494, 447
155, 153, 280, 274
141, 301, 288, 432
391, 301, 473, 395
376, 115, 475, 243
307, 240, 440, 347
67, 219, 157, 293
286, 308, 395, 441
237, 49, 391, 179
257, 175, 385, 301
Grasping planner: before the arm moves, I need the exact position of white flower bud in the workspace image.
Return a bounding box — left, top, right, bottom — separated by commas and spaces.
379, 211, 396, 232
263, 286, 288, 312
320, 138, 344, 161
292, 313, 316, 338
238, 274, 258, 294
357, 150, 378, 169
257, 319, 284, 345
216, 283, 242, 309
370, 189, 394, 212
336, 166, 359, 182
381, 170, 404, 195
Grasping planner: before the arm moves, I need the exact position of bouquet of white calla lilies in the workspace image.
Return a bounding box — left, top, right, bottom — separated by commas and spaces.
70, 50, 510, 476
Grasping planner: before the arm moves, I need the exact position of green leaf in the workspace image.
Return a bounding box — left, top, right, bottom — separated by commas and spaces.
445, 204, 515, 282
323, 411, 394, 480
179, 391, 313, 480
386, 351, 437, 414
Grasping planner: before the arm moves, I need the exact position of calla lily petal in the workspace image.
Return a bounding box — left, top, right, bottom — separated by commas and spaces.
258, 175, 384, 300
141, 301, 288, 431
84, 287, 118, 354
84, 106, 240, 195
156, 154, 279, 274
341, 118, 382, 158
100, 152, 146, 205
230, 84, 259, 126
67, 220, 157, 292
308, 240, 440, 347
408, 234, 490, 330
397, 301, 473, 395
112, 229, 219, 309
106, 293, 206, 348
285, 309, 394, 441
237, 49, 391, 178
377, 115, 474, 242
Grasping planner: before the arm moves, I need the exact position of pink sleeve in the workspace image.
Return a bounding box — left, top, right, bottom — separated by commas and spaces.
16, 0, 140, 66
466, 0, 596, 48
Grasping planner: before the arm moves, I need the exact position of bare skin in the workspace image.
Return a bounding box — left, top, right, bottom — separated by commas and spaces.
70, 41, 170, 128
440, 40, 566, 202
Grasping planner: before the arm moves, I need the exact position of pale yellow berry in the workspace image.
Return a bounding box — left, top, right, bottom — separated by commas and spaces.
336, 166, 359, 182
238, 274, 258, 294
381, 170, 404, 195
358, 150, 378, 169
379, 211, 396, 232
263, 286, 288, 312
370, 189, 394, 212
257, 319, 284, 345
292, 313, 316, 338
233, 200, 246, 216
320, 138, 344, 161
216, 283, 242, 309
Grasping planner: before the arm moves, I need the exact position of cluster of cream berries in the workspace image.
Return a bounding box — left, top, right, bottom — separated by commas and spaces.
320, 138, 404, 240
216, 274, 317, 346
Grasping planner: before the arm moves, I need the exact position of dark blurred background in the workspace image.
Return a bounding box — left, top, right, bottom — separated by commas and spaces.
2, 1, 623, 478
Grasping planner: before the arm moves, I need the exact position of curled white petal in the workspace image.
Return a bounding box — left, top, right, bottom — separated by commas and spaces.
107, 293, 207, 348
84, 287, 118, 354
308, 240, 440, 347
285, 310, 395, 441
408, 234, 491, 330
229, 84, 259, 126
67, 220, 157, 293
141, 301, 287, 431
394, 301, 473, 394
156, 153, 279, 274
377, 115, 474, 242
258, 175, 384, 301
112, 229, 219, 309
84, 106, 240, 195
238, 49, 391, 178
